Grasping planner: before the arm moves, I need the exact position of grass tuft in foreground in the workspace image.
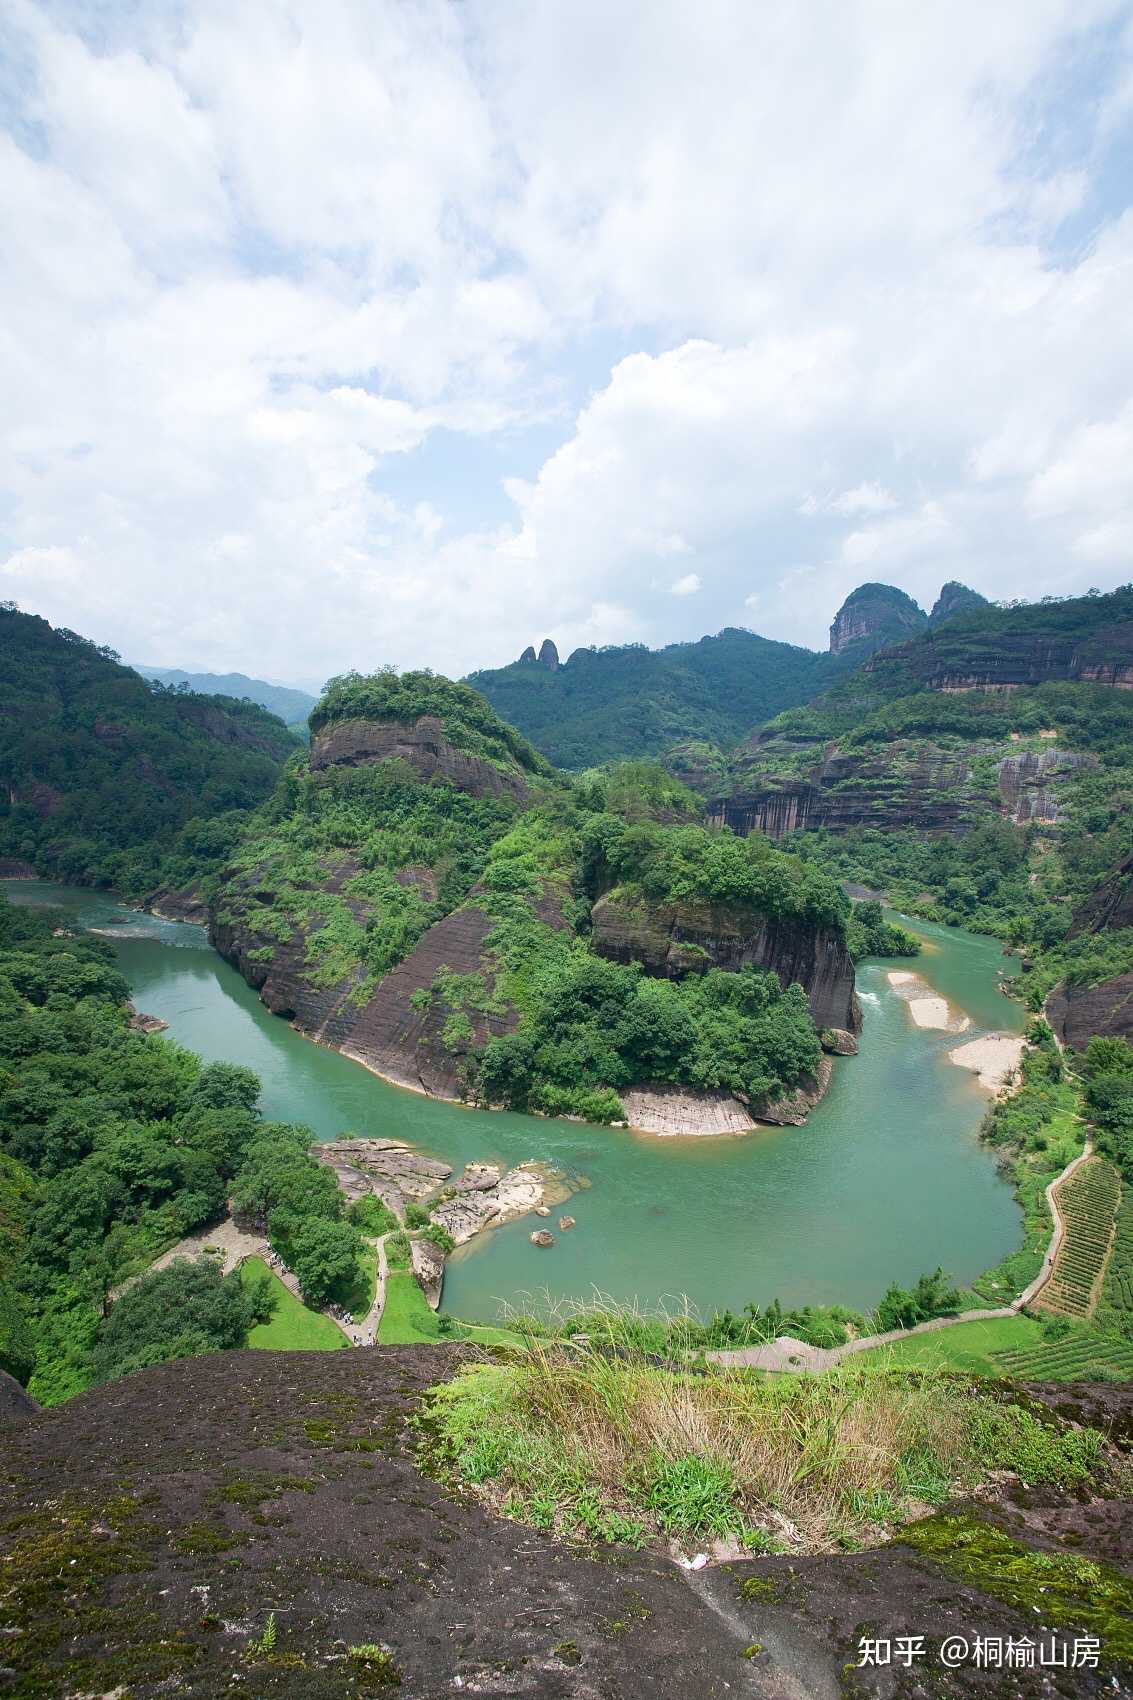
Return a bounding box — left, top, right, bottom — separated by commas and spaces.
418, 1331, 1114, 1554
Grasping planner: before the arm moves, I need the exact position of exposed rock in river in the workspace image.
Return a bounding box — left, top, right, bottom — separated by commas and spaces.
752, 1056, 834, 1125
432, 1161, 572, 1246
620, 1060, 834, 1135
316, 1138, 452, 1216
146, 882, 209, 924
621, 1085, 758, 1137
127, 1005, 169, 1034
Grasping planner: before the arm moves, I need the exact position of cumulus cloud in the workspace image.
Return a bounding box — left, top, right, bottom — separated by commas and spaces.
1, 0, 1131, 679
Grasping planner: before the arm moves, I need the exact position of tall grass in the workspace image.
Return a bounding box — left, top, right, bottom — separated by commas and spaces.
421, 1310, 1108, 1553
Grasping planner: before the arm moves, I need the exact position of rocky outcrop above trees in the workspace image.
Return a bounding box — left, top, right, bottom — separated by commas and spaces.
828, 582, 928, 656
1047, 974, 1133, 1049
590, 891, 860, 1032
996, 748, 1096, 824
310, 714, 529, 801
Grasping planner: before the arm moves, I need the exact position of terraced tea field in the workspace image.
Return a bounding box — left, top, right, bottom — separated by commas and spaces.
1096, 1185, 1133, 1338
1035, 1157, 1121, 1320
991, 1331, 1133, 1381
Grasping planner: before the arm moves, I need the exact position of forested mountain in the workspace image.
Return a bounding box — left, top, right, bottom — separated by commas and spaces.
698, 584, 1133, 1043
209, 671, 881, 1132
135, 666, 317, 730
0, 607, 298, 899
467, 628, 843, 766
467, 581, 988, 767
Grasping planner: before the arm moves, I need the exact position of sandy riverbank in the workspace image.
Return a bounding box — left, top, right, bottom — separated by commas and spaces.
948, 1032, 1026, 1091
886, 971, 971, 1033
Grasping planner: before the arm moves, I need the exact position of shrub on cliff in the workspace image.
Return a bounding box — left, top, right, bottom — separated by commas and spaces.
581, 815, 847, 930
90, 1258, 255, 1383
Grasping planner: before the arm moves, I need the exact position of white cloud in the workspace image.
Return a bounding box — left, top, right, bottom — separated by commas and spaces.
830, 483, 900, 517
0, 0, 1131, 677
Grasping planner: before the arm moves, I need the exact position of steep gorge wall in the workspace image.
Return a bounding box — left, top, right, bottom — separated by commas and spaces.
590, 891, 860, 1033
711, 742, 1094, 841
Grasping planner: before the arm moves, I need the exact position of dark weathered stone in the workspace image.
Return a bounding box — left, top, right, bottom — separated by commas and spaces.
0, 1368, 38, 1427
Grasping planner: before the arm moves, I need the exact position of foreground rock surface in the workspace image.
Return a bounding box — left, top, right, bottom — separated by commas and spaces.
1, 1351, 1130, 1698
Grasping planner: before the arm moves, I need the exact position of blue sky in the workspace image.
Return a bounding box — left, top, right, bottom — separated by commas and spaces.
2, 0, 1133, 689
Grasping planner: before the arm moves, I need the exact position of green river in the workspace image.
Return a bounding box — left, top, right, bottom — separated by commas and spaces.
9, 881, 1026, 1324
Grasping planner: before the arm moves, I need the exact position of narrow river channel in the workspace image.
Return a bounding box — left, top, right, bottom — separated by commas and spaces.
8, 881, 1026, 1325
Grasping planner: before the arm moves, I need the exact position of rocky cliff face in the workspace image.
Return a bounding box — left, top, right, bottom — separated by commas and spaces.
711, 736, 1096, 841
211, 877, 567, 1101
711, 740, 982, 839
828, 583, 927, 657
1045, 855, 1133, 1048
309, 714, 528, 800
996, 748, 1096, 825
1068, 855, 1133, 937
868, 623, 1133, 694
1047, 974, 1133, 1050
590, 891, 860, 1032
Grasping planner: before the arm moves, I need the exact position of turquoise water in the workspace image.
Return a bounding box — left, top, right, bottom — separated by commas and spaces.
8, 882, 1025, 1323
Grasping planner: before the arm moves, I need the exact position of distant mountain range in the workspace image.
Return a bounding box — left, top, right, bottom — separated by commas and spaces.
133, 667, 317, 728
467, 581, 989, 767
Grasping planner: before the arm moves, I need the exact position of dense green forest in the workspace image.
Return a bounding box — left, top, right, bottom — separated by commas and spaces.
0, 890, 365, 1401
467, 628, 848, 766
0, 606, 297, 898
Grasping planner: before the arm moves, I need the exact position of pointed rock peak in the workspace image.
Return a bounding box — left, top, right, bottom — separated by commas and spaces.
518, 645, 537, 664
538, 638, 560, 671
929, 581, 989, 626
828, 583, 927, 656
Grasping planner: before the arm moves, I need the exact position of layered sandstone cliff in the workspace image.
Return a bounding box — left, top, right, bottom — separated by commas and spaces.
590, 890, 860, 1033
309, 714, 529, 800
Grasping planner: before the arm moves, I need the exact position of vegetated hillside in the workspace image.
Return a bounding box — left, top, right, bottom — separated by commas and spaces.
0, 885, 398, 1406
468, 581, 991, 770
706, 586, 1133, 1043
210, 674, 865, 1128
467, 626, 849, 766
134, 666, 317, 732
0, 607, 298, 899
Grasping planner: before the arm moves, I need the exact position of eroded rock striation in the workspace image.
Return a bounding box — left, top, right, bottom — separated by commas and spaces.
1046, 855, 1133, 1048
309, 713, 529, 801
590, 890, 860, 1033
